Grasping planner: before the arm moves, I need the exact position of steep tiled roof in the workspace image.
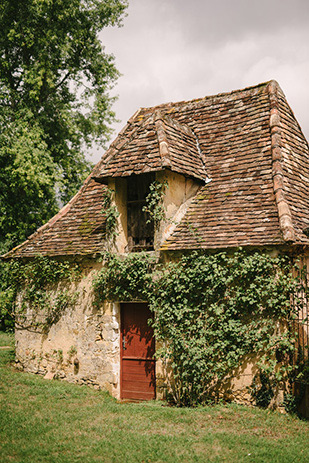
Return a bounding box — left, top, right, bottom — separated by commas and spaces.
161, 80, 309, 250
3, 80, 309, 258
94, 111, 207, 182
3, 171, 109, 258
276, 86, 309, 243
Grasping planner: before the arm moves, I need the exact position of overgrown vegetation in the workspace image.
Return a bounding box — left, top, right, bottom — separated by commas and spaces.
101, 187, 119, 243
142, 180, 167, 227
284, 347, 309, 414
94, 250, 307, 407
0, 338, 309, 463
93, 252, 155, 302
0, 256, 80, 333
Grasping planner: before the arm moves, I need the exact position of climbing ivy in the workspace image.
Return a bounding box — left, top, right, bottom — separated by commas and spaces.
142, 180, 167, 227
102, 187, 119, 242
0, 256, 80, 333
94, 249, 306, 407
93, 252, 155, 303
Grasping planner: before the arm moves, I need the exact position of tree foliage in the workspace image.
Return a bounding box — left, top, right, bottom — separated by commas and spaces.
0, 0, 127, 251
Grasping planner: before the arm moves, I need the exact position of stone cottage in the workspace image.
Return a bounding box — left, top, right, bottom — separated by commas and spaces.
3, 80, 309, 404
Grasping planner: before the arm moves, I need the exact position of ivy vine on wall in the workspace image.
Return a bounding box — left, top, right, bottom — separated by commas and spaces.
94, 249, 306, 407
93, 252, 155, 303
102, 187, 119, 243
142, 180, 167, 227
0, 256, 80, 333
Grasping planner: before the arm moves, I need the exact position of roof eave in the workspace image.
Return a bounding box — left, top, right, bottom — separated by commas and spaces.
92, 166, 206, 185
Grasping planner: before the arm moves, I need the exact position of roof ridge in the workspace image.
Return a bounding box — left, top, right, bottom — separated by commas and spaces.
267, 80, 295, 242
155, 110, 172, 168
161, 113, 194, 134
139, 80, 272, 114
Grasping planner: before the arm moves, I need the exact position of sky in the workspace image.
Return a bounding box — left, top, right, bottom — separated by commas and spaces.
91, 0, 309, 162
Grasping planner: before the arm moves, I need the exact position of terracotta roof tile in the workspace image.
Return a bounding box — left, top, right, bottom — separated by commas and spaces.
276, 86, 309, 243
3, 174, 109, 258
161, 81, 309, 250
95, 112, 206, 182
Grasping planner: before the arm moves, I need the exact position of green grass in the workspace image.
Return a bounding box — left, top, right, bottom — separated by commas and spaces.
0, 332, 308, 463
0, 330, 14, 347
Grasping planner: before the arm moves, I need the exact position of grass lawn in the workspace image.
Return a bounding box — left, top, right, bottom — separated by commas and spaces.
0, 332, 308, 463
0, 330, 14, 347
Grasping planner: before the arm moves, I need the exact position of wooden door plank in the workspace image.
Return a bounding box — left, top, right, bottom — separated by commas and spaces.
121, 303, 156, 400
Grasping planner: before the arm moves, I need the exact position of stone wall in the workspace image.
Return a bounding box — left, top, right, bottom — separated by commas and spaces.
295, 252, 309, 417
15, 261, 121, 398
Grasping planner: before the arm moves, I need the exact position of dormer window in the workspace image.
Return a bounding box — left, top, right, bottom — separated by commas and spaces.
127, 173, 155, 252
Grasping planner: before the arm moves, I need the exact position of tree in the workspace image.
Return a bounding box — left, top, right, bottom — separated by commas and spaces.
0, 0, 127, 251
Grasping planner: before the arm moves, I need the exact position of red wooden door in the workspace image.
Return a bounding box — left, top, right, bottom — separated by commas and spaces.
120, 303, 156, 400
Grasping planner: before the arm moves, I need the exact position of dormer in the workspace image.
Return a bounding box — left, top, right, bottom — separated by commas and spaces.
93, 111, 208, 252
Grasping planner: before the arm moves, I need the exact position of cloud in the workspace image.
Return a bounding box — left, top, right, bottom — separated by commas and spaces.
164, 0, 309, 43
91, 0, 309, 162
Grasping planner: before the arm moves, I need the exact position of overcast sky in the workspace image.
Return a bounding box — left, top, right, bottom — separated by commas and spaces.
91, 0, 309, 162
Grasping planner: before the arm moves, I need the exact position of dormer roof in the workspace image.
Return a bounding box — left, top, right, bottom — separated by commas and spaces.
94, 112, 207, 182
